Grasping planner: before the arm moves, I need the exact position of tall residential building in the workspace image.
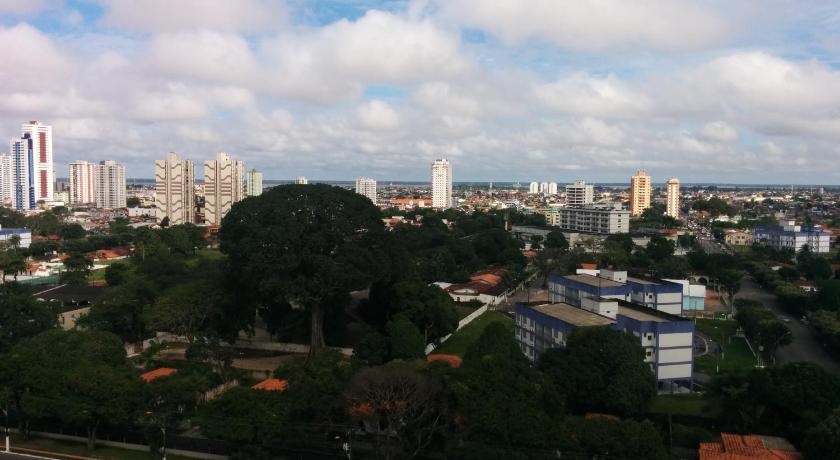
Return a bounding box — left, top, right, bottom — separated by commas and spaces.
155, 152, 195, 225
9, 138, 33, 210
246, 168, 263, 197
0, 154, 12, 205
665, 178, 680, 220
21, 121, 53, 202
96, 160, 126, 208
566, 180, 594, 207
355, 176, 377, 203
204, 152, 245, 225
431, 159, 453, 209
68, 161, 97, 205
528, 181, 539, 194
629, 169, 652, 217
294, 176, 308, 185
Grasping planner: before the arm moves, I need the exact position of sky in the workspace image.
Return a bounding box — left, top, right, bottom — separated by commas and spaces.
3, 1, 840, 183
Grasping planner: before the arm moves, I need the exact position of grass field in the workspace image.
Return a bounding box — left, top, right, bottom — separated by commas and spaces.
694, 318, 757, 374
434, 311, 513, 357
10, 434, 194, 460
647, 393, 715, 418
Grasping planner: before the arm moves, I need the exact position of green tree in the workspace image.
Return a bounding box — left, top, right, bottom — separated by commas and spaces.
143, 281, 215, 345
804, 409, 840, 460
197, 387, 288, 445
104, 262, 130, 286
126, 197, 141, 208
561, 417, 668, 460
140, 373, 203, 455
353, 331, 390, 365
386, 316, 425, 359
220, 184, 386, 353
0, 283, 57, 352
160, 216, 170, 228
61, 252, 93, 285
646, 235, 675, 261
368, 280, 458, 342
718, 269, 743, 314
544, 230, 570, 251
3, 330, 141, 448
540, 327, 656, 417
275, 349, 355, 425
59, 223, 86, 240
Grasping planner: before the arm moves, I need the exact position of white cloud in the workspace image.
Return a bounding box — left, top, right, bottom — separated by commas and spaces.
0, 0, 57, 15
435, 0, 729, 51
149, 31, 259, 84
533, 74, 650, 118
97, 0, 287, 33
356, 100, 400, 131
699, 121, 738, 143
0, 24, 73, 91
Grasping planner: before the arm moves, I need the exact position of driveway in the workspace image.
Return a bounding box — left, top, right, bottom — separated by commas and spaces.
736, 277, 840, 374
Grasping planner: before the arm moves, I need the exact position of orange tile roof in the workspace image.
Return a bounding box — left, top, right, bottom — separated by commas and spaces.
580, 263, 598, 270
470, 273, 502, 286
699, 434, 801, 460
140, 368, 177, 382
426, 354, 462, 368
252, 378, 288, 392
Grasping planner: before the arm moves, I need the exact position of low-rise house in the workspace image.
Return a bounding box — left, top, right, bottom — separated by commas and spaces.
753, 220, 831, 253
724, 229, 753, 246
699, 433, 801, 460
549, 269, 685, 315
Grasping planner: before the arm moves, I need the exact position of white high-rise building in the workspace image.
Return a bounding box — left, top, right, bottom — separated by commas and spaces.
566, 180, 594, 207
431, 159, 453, 209
68, 161, 97, 205
294, 176, 308, 185
548, 182, 558, 195
204, 152, 245, 225
666, 178, 680, 220
246, 169, 263, 197
96, 160, 126, 208
155, 152, 195, 225
21, 121, 53, 202
529, 182, 539, 194
0, 154, 13, 205
355, 176, 377, 203
9, 138, 33, 210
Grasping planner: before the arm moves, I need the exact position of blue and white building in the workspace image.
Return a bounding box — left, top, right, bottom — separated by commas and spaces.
753, 221, 831, 253
0, 226, 32, 248
9, 137, 34, 210
515, 296, 694, 388
549, 270, 685, 315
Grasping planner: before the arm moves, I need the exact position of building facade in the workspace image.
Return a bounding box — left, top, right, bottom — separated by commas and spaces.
21, 121, 53, 203
246, 169, 263, 196
724, 230, 753, 246
355, 176, 377, 204
68, 161, 97, 205
204, 152, 244, 225
753, 221, 831, 253
154, 152, 195, 225
529, 181, 539, 194
549, 270, 684, 315
431, 158, 453, 209
96, 160, 126, 208
666, 178, 680, 219
630, 169, 652, 217
566, 180, 594, 207
543, 206, 630, 234
0, 226, 32, 248
9, 138, 33, 210
0, 154, 13, 206
294, 176, 308, 185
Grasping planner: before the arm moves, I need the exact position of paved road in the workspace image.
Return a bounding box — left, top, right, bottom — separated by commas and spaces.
698, 238, 730, 255
0, 453, 57, 460
735, 277, 840, 374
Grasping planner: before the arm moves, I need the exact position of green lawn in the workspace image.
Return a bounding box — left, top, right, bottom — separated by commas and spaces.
694, 319, 757, 374
647, 393, 715, 418
10, 434, 195, 460
434, 311, 513, 357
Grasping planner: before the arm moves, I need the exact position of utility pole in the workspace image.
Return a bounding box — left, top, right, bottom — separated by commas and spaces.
2, 404, 9, 453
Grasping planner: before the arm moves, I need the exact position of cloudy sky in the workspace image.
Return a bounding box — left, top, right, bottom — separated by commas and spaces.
3, 0, 840, 183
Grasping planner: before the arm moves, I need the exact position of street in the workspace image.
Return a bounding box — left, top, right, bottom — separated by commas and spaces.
0, 453, 57, 460
735, 277, 840, 374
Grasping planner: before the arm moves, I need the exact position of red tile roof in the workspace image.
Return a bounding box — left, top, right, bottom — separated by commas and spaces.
140, 368, 177, 382
699, 433, 801, 460
252, 378, 288, 392
426, 354, 462, 368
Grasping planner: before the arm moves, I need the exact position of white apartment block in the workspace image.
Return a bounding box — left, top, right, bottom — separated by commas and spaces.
665, 178, 680, 219
544, 206, 630, 234
204, 152, 244, 225
69, 161, 97, 205
246, 169, 263, 197
294, 176, 308, 185
431, 159, 453, 209
96, 160, 126, 208
21, 121, 53, 202
0, 154, 12, 206
566, 180, 594, 207
355, 176, 377, 204
155, 152, 195, 225
529, 181, 539, 194
753, 221, 831, 253
630, 169, 651, 217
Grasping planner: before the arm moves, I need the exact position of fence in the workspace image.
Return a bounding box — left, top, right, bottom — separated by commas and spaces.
425, 305, 489, 355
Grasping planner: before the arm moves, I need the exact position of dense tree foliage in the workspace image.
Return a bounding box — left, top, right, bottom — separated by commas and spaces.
0, 283, 57, 353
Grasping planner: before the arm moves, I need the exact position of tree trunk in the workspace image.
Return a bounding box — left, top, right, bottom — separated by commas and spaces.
87, 422, 98, 450
308, 304, 325, 357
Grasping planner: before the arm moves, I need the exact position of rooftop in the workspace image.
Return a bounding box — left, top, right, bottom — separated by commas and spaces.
531, 302, 615, 327
617, 305, 669, 323
626, 276, 660, 285
699, 433, 801, 460
561, 273, 625, 288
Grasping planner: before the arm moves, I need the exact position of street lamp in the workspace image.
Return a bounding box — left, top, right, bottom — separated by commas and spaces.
1, 404, 9, 453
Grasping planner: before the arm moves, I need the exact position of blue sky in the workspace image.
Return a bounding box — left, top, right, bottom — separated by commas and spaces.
2, 0, 840, 183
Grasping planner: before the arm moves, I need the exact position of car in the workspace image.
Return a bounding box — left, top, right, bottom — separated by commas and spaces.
780, 317, 791, 323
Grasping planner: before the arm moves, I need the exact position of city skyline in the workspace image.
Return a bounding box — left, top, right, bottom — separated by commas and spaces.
3, 2, 840, 183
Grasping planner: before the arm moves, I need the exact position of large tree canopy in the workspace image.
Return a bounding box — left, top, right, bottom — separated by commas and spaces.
220, 184, 387, 351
